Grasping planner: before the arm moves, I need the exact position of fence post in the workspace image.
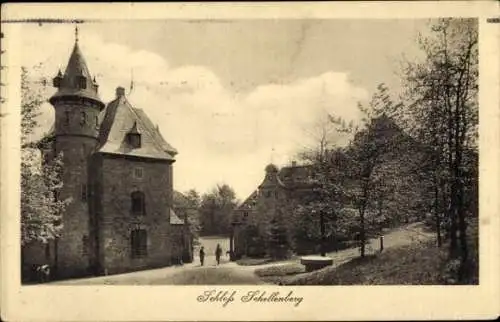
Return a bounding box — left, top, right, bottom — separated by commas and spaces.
379, 235, 384, 252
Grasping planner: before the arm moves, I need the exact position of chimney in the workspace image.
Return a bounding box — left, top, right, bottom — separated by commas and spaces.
291, 160, 297, 167
116, 86, 125, 98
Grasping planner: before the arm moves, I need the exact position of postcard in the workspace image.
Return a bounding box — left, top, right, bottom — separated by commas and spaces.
1, 2, 499, 321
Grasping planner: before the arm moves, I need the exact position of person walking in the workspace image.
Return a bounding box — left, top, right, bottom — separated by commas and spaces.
215, 244, 222, 265
199, 246, 205, 266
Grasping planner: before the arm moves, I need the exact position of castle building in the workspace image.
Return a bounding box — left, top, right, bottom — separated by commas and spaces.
23, 30, 191, 279
230, 162, 315, 258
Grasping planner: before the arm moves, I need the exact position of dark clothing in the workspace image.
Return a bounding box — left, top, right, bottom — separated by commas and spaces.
215, 246, 222, 265
199, 249, 205, 266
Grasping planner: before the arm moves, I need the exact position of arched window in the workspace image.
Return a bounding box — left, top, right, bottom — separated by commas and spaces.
131, 191, 145, 216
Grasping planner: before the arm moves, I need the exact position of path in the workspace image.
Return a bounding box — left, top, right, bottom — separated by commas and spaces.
50, 236, 256, 285
47, 223, 433, 285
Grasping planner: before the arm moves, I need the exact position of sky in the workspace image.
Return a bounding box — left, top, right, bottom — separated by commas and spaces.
19, 19, 429, 200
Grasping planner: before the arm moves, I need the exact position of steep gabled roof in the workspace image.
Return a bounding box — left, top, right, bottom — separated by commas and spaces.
133, 108, 177, 156
97, 93, 176, 161
235, 163, 314, 213
236, 190, 259, 211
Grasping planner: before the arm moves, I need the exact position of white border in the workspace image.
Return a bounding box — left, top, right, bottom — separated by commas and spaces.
1, 2, 499, 321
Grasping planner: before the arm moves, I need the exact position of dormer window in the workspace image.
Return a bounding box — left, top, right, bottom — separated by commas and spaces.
53, 69, 63, 88
77, 75, 87, 89
128, 133, 141, 149
127, 121, 141, 149
93, 76, 99, 92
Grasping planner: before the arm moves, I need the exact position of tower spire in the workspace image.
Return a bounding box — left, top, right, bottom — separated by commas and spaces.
49, 25, 104, 110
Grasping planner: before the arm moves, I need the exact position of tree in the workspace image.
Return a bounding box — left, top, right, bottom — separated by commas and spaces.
293, 87, 418, 257
293, 119, 354, 256
267, 207, 292, 260
346, 115, 400, 257
329, 84, 414, 257
21, 67, 69, 246
400, 18, 478, 280
173, 189, 201, 246
199, 184, 238, 235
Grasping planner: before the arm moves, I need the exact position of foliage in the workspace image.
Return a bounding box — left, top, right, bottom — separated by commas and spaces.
173, 189, 202, 245
235, 257, 273, 266
399, 18, 478, 281
335, 86, 421, 256
266, 207, 292, 260
199, 184, 238, 235
21, 67, 70, 246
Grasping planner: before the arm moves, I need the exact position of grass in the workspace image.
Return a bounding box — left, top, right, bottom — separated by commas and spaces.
255, 263, 305, 277
260, 240, 478, 285
235, 257, 274, 266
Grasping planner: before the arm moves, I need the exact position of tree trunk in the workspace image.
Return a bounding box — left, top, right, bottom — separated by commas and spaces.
434, 176, 442, 247
447, 109, 458, 257
359, 176, 370, 258
360, 209, 365, 258
456, 128, 468, 280
458, 179, 468, 263
320, 211, 326, 257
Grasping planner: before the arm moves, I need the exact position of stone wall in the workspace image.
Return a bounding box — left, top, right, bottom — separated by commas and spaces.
97, 155, 175, 275
54, 135, 97, 278
51, 97, 102, 278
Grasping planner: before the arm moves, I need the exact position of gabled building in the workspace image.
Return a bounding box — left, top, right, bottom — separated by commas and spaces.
230, 162, 315, 258
22, 29, 191, 280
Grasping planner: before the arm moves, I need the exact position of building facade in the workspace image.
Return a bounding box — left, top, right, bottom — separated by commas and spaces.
230, 163, 315, 259
22, 32, 191, 280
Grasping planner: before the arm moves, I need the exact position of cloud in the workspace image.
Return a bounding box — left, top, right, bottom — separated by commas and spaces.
20, 25, 369, 199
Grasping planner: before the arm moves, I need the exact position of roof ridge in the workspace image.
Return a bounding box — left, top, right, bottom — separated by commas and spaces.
237, 190, 258, 209
124, 97, 174, 159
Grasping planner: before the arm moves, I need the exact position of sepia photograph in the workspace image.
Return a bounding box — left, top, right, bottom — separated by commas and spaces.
1, 2, 499, 321
16, 17, 480, 286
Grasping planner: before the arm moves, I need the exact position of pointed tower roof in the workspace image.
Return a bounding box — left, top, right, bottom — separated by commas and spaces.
49, 26, 104, 110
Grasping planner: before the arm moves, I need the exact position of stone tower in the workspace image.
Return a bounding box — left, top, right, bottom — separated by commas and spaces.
49, 27, 105, 277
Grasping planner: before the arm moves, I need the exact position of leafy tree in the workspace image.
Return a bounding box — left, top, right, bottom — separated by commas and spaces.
267, 207, 292, 260
292, 119, 355, 256
328, 84, 415, 257
400, 18, 478, 280
173, 189, 201, 246
199, 184, 238, 235
21, 67, 70, 246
